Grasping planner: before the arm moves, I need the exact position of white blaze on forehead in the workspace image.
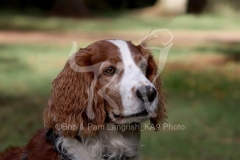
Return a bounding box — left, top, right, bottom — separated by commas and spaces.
108, 40, 135, 70
108, 40, 143, 82
108, 40, 155, 116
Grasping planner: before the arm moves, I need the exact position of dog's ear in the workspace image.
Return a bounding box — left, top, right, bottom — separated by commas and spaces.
137, 44, 167, 130
44, 50, 106, 138
147, 53, 166, 130
149, 76, 166, 130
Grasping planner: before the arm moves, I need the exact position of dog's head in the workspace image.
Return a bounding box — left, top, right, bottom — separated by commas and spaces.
44, 40, 166, 137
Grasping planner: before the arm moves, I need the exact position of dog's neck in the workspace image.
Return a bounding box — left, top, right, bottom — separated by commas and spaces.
53, 123, 141, 160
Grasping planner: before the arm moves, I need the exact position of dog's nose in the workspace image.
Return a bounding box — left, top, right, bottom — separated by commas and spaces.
136, 86, 157, 103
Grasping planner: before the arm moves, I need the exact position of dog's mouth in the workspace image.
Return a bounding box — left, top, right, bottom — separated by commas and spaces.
113, 109, 149, 119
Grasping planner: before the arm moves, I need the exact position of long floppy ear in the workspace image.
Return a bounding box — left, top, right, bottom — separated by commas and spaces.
138, 44, 167, 130
44, 50, 106, 137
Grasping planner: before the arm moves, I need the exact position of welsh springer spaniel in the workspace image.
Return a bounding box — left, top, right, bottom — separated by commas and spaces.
0, 40, 166, 160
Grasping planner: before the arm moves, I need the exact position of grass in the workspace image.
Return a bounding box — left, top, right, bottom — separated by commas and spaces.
0, 42, 239, 159
141, 71, 240, 159
0, 13, 240, 32
140, 46, 240, 159
0, 12, 240, 159
0, 44, 68, 149
196, 42, 240, 61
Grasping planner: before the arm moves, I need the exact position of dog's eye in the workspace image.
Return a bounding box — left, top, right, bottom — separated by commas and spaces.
104, 66, 116, 76
139, 63, 147, 72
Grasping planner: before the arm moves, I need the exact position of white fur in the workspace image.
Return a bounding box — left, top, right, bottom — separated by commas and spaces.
56, 124, 140, 160
55, 40, 158, 160
108, 40, 158, 121
56, 137, 92, 160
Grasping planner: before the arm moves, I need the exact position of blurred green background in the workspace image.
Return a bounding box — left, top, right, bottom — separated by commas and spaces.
0, 0, 240, 159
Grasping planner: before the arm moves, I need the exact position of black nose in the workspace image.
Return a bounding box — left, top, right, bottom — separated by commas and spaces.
136, 86, 157, 103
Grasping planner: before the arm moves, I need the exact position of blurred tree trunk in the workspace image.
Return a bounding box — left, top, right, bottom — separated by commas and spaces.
187, 0, 207, 14
51, 0, 90, 17
157, 0, 188, 15
149, 0, 207, 16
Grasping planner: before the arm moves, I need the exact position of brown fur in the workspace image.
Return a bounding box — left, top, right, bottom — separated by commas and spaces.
0, 128, 59, 160
44, 40, 125, 137
44, 49, 106, 137
0, 39, 166, 160
136, 43, 167, 129
0, 146, 26, 160
25, 128, 59, 160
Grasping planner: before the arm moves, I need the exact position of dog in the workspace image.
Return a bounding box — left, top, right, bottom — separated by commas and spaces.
0, 39, 166, 160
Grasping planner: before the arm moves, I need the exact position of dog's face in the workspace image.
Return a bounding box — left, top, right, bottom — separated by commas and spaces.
91, 40, 158, 124
44, 39, 166, 137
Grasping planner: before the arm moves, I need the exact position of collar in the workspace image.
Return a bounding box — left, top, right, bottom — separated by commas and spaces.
46, 129, 74, 160
103, 154, 129, 160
